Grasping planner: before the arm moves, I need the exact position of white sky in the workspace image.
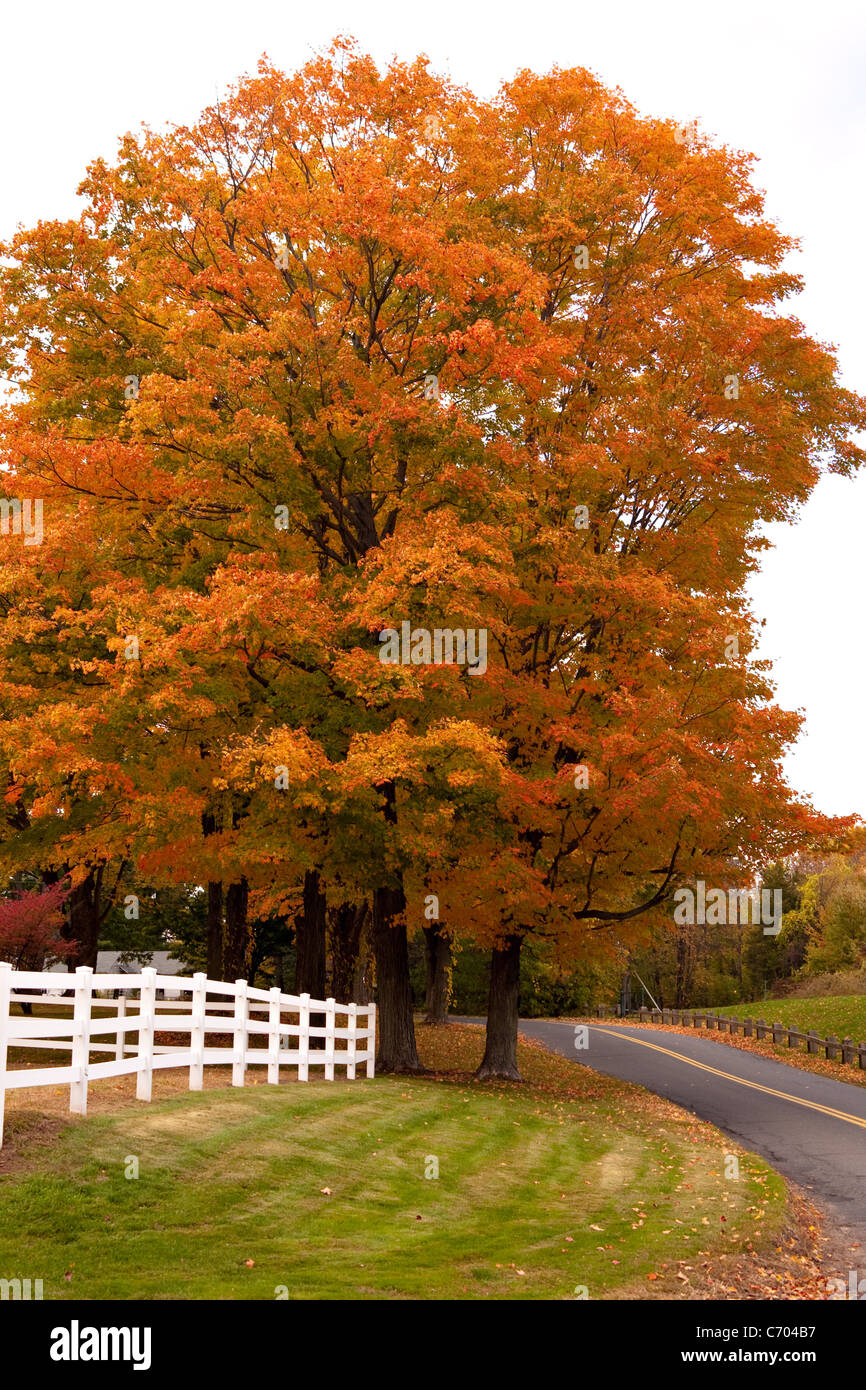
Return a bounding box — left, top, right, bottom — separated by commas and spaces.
2, 0, 864, 815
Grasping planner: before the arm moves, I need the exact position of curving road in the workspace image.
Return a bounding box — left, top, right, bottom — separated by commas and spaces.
515, 1019, 866, 1249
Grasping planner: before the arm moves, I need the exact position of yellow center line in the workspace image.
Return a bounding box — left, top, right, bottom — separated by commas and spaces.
589, 1026, 866, 1131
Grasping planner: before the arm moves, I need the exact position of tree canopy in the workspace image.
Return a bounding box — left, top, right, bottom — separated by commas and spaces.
1, 40, 862, 1073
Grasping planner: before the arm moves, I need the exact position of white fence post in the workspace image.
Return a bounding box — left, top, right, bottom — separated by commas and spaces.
232, 980, 247, 1087
324, 997, 336, 1080
114, 994, 127, 1062
0, 963, 11, 1149
267, 987, 280, 1085
298, 992, 310, 1082
347, 1003, 357, 1080
366, 1004, 376, 1078
69, 966, 93, 1116
189, 973, 206, 1091
136, 967, 157, 1102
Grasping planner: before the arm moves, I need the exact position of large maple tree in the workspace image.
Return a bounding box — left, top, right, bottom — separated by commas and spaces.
0, 42, 862, 1076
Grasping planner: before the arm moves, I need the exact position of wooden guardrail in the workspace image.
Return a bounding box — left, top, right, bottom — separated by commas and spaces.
634, 1005, 866, 1069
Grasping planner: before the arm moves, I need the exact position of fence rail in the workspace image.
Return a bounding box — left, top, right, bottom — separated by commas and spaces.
632, 1005, 866, 1070
0, 964, 376, 1147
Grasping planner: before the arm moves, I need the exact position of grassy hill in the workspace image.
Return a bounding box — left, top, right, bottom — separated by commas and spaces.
0, 1023, 787, 1300
723, 995, 866, 1042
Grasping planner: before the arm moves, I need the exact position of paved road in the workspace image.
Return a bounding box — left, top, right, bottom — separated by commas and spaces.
513, 1020, 866, 1248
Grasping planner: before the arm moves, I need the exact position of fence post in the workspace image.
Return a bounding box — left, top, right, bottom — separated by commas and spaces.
756, 1018, 767, 1041
298, 993, 310, 1082
787, 1027, 797, 1048
189, 973, 206, 1091
324, 998, 336, 1081
826, 1034, 840, 1061
347, 1003, 357, 1080
115, 994, 127, 1062
806, 1029, 820, 1055
366, 1003, 376, 1078
267, 987, 281, 1085
772, 1022, 784, 1045
69, 966, 93, 1117
137, 967, 157, 1102
842, 1037, 855, 1066
639, 1007, 648, 1024
232, 980, 248, 1087
0, 963, 11, 1149
744, 1017, 753, 1037
859, 1043, 866, 1071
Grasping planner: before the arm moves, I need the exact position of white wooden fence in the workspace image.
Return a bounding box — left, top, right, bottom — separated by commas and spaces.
0, 964, 376, 1148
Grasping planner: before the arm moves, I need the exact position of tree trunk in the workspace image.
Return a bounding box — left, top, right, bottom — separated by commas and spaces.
206, 881, 223, 979
222, 877, 250, 981
353, 927, 373, 1005
423, 922, 451, 1024
295, 870, 327, 996
371, 779, 421, 1072
296, 869, 327, 1048
476, 935, 523, 1081
372, 880, 422, 1073
329, 901, 368, 1004
63, 870, 102, 969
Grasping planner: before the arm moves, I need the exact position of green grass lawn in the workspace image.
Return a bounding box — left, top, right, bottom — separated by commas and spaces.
723, 995, 866, 1042
0, 1025, 786, 1300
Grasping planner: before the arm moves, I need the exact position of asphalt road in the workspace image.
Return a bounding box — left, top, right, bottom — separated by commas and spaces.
515, 1019, 866, 1248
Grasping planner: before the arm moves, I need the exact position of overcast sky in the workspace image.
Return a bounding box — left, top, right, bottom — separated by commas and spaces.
2, 0, 864, 815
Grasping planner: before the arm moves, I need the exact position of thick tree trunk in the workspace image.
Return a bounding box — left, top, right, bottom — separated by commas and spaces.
372, 880, 422, 1073
62, 870, 102, 969
476, 935, 523, 1081
423, 923, 451, 1024
371, 779, 421, 1072
206, 881, 223, 979
329, 901, 368, 1004
295, 870, 327, 996
222, 877, 250, 981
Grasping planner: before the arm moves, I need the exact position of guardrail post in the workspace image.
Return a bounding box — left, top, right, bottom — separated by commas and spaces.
756, 1018, 767, 1040
324, 998, 336, 1080
232, 980, 248, 1087
189, 973, 206, 1091
639, 1007, 649, 1024
772, 1022, 784, 1045
859, 1043, 866, 1070
347, 1003, 357, 1079
69, 966, 93, 1116
298, 993, 310, 1082
842, 1036, 855, 1066
136, 967, 157, 1101
826, 1034, 840, 1061
0, 963, 11, 1149
806, 1029, 820, 1055
366, 1004, 376, 1078
267, 987, 281, 1085
743, 1017, 753, 1037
